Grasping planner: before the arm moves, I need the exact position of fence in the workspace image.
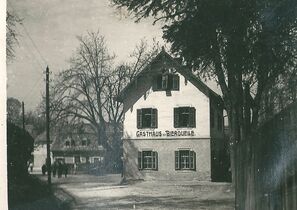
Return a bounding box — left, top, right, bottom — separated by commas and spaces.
235, 102, 297, 209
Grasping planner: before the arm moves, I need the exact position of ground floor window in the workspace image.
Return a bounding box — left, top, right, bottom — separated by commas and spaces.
74, 155, 81, 163
138, 151, 158, 170
175, 150, 196, 170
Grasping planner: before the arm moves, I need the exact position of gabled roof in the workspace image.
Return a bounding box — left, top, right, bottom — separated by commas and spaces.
116, 48, 222, 104
51, 123, 104, 153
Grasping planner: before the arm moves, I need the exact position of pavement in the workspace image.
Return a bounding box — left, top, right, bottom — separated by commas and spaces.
35, 173, 235, 210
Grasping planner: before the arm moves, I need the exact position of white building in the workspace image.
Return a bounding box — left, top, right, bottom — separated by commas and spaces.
116, 49, 229, 181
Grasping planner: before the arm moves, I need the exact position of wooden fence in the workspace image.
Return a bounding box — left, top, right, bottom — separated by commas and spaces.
235, 102, 297, 209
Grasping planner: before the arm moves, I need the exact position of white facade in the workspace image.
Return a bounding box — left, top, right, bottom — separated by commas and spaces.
119, 50, 225, 181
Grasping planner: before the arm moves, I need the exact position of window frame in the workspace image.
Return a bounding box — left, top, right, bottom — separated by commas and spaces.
175, 150, 196, 171
65, 140, 70, 147
153, 74, 179, 91
138, 150, 158, 170
174, 107, 196, 128
137, 108, 158, 129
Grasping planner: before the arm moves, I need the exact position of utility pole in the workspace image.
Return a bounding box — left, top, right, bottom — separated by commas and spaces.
22, 101, 25, 130
46, 66, 51, 189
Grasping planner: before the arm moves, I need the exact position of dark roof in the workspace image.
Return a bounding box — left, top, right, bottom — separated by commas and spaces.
51, 123, 104, 153
116, 48, 222, 103
51, 132, 104, 153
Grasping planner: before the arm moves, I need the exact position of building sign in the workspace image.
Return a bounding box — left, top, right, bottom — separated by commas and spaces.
136, 130, 195, 138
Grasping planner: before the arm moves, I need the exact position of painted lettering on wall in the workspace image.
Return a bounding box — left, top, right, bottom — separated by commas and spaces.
136, 130, 195, 138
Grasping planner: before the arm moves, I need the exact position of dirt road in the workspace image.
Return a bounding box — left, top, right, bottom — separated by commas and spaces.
38, 174, 234, 210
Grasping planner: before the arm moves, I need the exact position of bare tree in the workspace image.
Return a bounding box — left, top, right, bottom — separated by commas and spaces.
50, 31, 114, 149
6, 11, 21, 62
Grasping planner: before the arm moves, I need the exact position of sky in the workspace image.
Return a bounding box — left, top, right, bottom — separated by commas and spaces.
6, 0, 164, 111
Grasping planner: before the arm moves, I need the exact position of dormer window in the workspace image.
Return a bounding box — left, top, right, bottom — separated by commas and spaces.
71, 140, 75, 146
82, 140, 87, 146
65, 140, 70, 147
153, 74, 179, 91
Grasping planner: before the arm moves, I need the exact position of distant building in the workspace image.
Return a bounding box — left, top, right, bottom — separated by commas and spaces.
51, 124, 105, 167
32, 131, 53, 170
116, 49, 229, 181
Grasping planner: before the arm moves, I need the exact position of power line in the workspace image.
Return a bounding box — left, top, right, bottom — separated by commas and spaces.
7, 2, 47, 66
20, 22, 48, 65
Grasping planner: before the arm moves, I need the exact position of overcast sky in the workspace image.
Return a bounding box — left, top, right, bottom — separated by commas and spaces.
7, 0, 164, 111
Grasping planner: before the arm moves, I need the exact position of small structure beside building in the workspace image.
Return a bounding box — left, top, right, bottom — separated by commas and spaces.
116, 49, 229, 181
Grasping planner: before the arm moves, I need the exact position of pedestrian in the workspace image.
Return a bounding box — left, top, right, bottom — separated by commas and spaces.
63, 162, 68, 177
29, 162, 33, 173
52, 161, 57, 177
73, 163, 77, 175
42, 164, 46, 175
58, 161, 63, 178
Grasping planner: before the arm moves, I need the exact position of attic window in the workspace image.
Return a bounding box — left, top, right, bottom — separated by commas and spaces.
153, 74, 179, 91
65, 140, 70, 147
71, 140, 75, 146
82, 140, 87, 146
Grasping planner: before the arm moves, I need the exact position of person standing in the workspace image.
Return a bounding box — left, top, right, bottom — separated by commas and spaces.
63, 162, 68, 177
57, 161, 63, 178
41, 164, 46, 175
73, 163, 77, 175
29, 162, 33, 173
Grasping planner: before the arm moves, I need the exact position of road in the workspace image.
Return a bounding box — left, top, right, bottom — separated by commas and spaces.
37, 173, 234, 210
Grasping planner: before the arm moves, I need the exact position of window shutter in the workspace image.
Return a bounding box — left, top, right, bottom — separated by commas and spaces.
172, 75, 180, 90
151, 109, 158, 128
152, 151, 158, 170
174, 108, 179, 128
190, 151, 196, 170
138, 151, 143, 170
189, 107, 196, 128
167, 74, 173, 90
162, 75, 168, 89
137, 109, 142, 129
175, 151, 180, 170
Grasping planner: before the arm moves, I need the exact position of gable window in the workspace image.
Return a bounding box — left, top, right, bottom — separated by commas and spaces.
153, 74, 179, 91
138, 150, 158, 170
82, 140, 87, 146
137, 108, 158, 129
65, 140, 70, 147
71, 140, 75, 146
175, 150, 196, 170
174, 107, 196, 128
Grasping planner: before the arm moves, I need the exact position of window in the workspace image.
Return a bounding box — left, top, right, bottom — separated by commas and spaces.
82, 140, 87, 146
65, 140, 70, 147
74, 156, 81, 163
153, 74, 179, 91
217, 114, 223, 131
174, 107, 196, 128
137, 108, 158, 129
175, 150, 196, 170
138, 151, 158, 170
71, 140, 76, 146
